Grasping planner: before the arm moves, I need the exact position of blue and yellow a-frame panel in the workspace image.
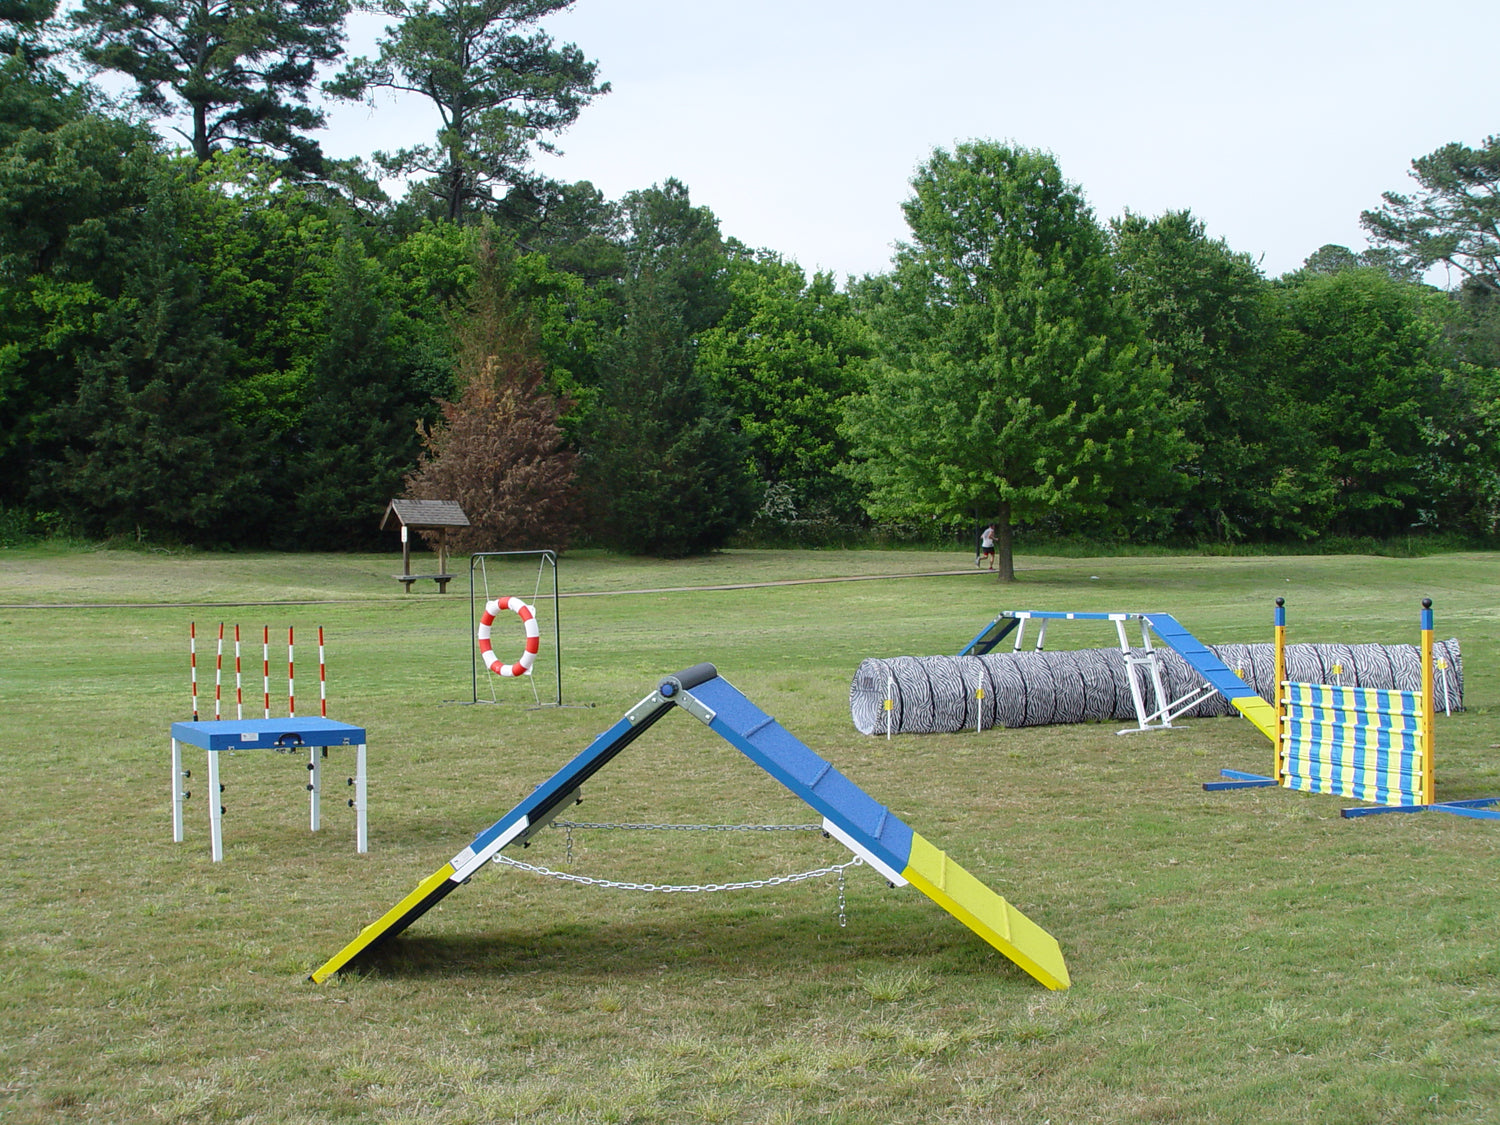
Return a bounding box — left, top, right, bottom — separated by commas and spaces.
311, 664, 1069, 990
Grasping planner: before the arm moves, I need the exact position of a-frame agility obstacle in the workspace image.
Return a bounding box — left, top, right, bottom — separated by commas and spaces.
311, 663, 1070, 990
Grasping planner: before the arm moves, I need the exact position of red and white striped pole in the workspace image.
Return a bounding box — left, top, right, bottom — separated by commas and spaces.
288, 626, 296, 718
318, 626, 327, 717
262, 626, 271, 719
233, 624, 243, 721
214, 623, 224, 721
190, 622, 199, 721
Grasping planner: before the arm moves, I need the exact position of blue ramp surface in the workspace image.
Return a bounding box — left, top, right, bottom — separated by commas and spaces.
1141, 613, 1279, 741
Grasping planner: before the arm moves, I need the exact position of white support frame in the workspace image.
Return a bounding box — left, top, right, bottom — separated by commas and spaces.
171, 736, 368, 863
1001, 610, 1213, 736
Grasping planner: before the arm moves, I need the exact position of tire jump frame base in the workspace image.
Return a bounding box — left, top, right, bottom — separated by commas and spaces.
310, 663, 1070, 991
1204, 598, 1498, 822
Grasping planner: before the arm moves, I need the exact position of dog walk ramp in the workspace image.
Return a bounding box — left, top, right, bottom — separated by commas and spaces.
1139, 613, 1279, 742
311, 663, 1069, 990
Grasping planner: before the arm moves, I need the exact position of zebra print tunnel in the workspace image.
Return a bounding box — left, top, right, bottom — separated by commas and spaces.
850, 639, 1465, 736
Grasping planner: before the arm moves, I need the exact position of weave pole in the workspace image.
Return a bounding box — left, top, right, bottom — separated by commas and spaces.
190, 622, 199, 721
318, 626, 327, 717
214, 623, 224, 721
234, 624, 243, 721
262, 626, 271, 719
288, 626, 296, 719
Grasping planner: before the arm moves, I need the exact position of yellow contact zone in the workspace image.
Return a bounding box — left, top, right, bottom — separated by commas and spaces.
1231, 695, 1279, 743
901, 833, 1070, 991
310, 862, 457, 983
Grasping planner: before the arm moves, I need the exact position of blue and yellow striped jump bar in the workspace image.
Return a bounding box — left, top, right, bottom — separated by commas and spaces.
312, 664, 1069, 990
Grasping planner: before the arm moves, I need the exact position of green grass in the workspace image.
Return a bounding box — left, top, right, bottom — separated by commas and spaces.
2, 545, 1499, 1123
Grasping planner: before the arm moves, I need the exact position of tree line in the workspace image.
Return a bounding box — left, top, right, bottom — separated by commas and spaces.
2, 1, 1497, 568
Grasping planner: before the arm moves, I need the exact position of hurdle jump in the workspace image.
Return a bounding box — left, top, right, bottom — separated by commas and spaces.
1206, 599, 1497, 822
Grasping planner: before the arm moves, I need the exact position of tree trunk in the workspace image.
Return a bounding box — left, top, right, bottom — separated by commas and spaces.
995, 500, 1016, 582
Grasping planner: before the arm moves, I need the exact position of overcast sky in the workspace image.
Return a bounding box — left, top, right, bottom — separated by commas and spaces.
321, 0, 1500, 285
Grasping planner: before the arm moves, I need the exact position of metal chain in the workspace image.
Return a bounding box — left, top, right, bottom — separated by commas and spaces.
557, 820, 822, 865
491, 851, 863, 895
554, 820, 821, 832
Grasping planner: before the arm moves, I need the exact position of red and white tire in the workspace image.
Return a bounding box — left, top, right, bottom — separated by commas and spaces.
478, 597, 539, 677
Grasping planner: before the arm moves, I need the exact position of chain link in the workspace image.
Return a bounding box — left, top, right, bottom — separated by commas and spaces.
556, 820, 823, 865
554, 820, 822, 832
491, 851, 863, 894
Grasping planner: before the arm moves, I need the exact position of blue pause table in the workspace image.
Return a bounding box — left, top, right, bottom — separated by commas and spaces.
170, 717, 368, 862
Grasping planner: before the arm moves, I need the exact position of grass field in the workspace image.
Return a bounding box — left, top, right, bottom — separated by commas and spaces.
2, 545, 1498, 1124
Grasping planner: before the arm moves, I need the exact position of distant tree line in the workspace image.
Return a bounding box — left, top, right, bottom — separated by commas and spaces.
2, 2, 1497, 564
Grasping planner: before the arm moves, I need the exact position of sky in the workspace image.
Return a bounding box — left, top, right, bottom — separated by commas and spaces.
320, 0, 1500, 284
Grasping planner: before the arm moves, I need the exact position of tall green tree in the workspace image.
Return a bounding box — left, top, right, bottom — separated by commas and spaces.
0, 99, 159, 506
1362, 134, 1500, 293
69, 0, 349, 172
577, 180, 757, 556
32, 166, 270, 542
287, 223, 434, 547
843, 141, 1187, 580
328, 0, 607, 222
1263, 268, 1452, 538
1110, 209, 1276, 540
1301, 243, 1418, 282
697, 255, 869, 525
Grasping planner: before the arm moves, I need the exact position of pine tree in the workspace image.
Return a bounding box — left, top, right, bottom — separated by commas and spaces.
403, 233, 580, 552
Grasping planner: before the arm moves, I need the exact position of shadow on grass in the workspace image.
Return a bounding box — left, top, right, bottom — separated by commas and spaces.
338, 908, 1033, 986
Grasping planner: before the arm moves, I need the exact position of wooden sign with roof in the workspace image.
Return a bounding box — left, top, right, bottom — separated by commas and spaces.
381, 500, 470, 592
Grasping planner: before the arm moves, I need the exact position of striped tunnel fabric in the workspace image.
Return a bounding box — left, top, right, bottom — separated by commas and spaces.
850, 639, 1464, 736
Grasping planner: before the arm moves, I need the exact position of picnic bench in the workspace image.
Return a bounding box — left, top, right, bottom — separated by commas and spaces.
381, 499, 470, 593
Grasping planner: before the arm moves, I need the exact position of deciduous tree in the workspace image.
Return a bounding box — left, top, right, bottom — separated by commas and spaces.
1110, 209, 1276, 540
843, 141, 1187, 580
697, 255, 868, 525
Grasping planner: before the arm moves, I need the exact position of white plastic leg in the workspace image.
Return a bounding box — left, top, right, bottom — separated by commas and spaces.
171, 738, 184, 843
355, 743, 368, 853
309, 747, 321, 832
208, 751, 223, 862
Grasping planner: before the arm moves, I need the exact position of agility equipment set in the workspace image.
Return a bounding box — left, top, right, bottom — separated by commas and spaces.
852, 610, 1462, 738
190, 623, 330, 722
1205, 598, 1496, 820
175, 624, 367, 861
310, 663, 1070, 991
853, 611, 1284, 738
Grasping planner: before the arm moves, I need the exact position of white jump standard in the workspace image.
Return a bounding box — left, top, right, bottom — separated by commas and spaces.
171, 717, 368, 862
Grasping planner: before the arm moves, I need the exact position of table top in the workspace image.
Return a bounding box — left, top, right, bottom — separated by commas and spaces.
170, 717, 366, 751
